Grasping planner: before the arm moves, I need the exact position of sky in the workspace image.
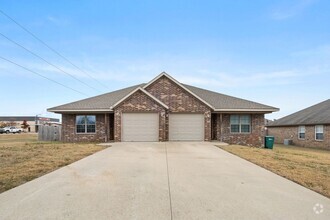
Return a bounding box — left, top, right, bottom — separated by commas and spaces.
0, 0, 329, 120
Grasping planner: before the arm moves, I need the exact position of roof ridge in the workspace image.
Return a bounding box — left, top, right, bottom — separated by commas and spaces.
48, 74, 279, 113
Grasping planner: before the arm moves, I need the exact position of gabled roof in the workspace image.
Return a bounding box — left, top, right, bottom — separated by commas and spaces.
267, 99, 330, 126
48, 84, 144, 112
143, 72, 214, 109
48, 72, 278, 113
184, 84, 278, 112
111, 87, 169, 109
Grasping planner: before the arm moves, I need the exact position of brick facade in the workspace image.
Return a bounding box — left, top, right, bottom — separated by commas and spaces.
219, 114, 265, 147
113, 90, 167, 142
210, 113, 265, 147
267, 125, 330, 150
60, 75, 267, 146
145, 75, 212, 141
62, 114, 109, 142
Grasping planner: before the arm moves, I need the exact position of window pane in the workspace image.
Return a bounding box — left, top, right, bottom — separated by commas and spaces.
86, 115, 96, 125
76, 116, 86, 125
87, 125, 95, 133
231, 125, 239, 133
230, 115, 239, 124
76, 125, 85, 133
240, 115, 250, 124
299, 133, 305, 139
316, 133, 324, 140
315, 125, 323, 133
241, 125, 250, 133
298, 126, 305, 133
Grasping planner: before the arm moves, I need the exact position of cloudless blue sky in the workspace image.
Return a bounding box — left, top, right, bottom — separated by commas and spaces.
0, 0, 329, 120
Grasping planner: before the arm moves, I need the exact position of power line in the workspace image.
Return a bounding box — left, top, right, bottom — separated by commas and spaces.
0, 31, 101, 92
0, 55, 88, 96
0, 9, 110, 90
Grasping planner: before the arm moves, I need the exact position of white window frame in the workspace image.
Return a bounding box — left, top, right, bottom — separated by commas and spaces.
76, 115, 96, 134
230, 115, 251, 134
298, 126, 305, 140
315, 125, 324, 141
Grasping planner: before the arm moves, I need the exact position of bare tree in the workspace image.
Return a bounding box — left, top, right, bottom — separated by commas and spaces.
21, 120, 30, 132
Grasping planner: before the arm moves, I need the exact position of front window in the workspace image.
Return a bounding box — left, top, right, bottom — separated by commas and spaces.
230, 115, 251, 133
76, 115, 96, 133
298, 126, 305, 139
315, 125, 323, 141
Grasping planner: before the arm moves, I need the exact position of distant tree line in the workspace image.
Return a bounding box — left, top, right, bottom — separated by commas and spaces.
0, 121, 18, 127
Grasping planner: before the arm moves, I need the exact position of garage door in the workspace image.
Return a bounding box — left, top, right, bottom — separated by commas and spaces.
122, 113, 159, 142
169, 114, 204, 141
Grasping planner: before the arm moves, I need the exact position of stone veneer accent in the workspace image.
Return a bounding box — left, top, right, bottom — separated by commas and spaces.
62, 114, 109, 142
267, 125, 330, 150
220, 113, 265, 147
145, 75, 212, 141
113, 90, 167, 142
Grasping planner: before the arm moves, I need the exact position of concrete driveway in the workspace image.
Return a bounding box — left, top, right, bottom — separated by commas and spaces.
0, 142, 329, 220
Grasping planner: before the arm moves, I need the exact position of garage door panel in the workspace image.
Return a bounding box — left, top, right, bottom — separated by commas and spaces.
122, 113, 159, 142
169, 114, 204, 141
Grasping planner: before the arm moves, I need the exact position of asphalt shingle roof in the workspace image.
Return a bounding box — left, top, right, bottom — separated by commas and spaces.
184, 84, 277, 110
267, 99, 330, 126
48, 84, 144, 111
48, 82, 278, 112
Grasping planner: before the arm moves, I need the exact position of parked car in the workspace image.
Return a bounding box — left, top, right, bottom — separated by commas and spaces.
3, 126, 22, 134
0, 127, 5, 134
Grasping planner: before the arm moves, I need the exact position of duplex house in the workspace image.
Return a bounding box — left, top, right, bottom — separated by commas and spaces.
267, 99, 330, 150
48, 72, 278, 146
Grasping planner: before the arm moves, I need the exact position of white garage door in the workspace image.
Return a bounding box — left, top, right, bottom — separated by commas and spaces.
169, 114, 204, 141
122, 113, 159, 142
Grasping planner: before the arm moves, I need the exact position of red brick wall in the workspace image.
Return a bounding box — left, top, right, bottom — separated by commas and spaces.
60, 76, 268, 144
219, 113, 265, 147
113, 90, 167, 142
267, 125, 330, 150
61, 114, 108, 142
145, 75, 212, 141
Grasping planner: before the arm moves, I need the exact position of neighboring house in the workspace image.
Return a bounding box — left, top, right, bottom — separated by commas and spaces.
48, 72, 278, 146
0, 116, 60, 132
267, 99, 330, 150
265, 119, 273, 126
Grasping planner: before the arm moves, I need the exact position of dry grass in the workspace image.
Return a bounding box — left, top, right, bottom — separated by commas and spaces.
218, 144, 330, 198
0, 133, 38, 144
0, 134, 105, 193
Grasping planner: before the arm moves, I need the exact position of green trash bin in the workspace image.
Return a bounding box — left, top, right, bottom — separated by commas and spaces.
264, 136, 274, 149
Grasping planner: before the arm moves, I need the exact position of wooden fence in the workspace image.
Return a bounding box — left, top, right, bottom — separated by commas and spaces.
38, 125, 62, 141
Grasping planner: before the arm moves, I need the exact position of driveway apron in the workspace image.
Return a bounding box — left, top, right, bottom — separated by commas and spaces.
0, 143, 171, 220
0, 142, 329, 220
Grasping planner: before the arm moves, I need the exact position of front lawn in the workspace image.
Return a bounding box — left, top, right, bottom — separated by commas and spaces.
217, 144, 330, 198
0, 134, 105, 193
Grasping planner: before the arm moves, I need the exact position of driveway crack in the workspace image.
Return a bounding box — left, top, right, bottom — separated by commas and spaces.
165, 142, 173, 220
